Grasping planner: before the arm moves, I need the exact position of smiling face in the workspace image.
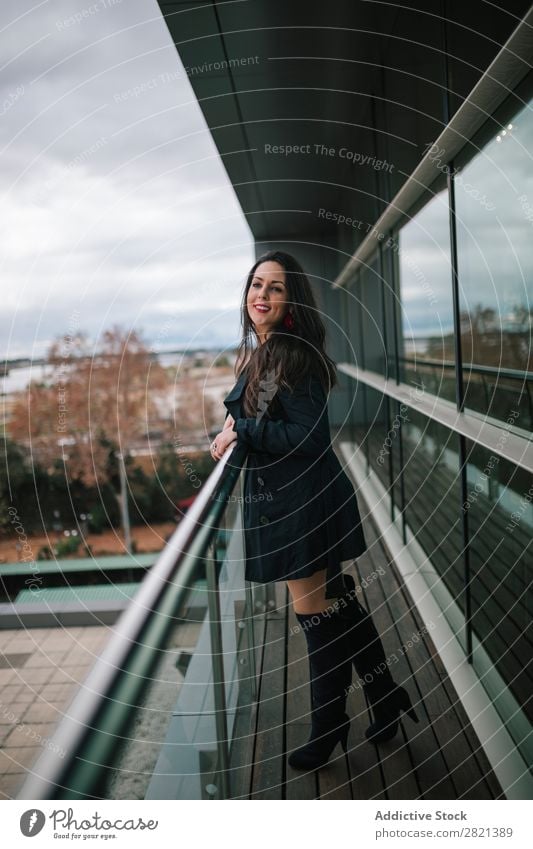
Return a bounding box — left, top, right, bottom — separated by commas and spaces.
246, 260, 288, 343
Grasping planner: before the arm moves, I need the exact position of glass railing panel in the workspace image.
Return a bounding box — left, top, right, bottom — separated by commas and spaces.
100, 563, 208, 800
103, 477, 260, 800
210, 477, 263, 798
140, 547, 222, 801
16, 443, 262, 800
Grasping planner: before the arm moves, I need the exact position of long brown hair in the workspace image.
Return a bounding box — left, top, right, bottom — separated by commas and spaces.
235, 250, 338, 419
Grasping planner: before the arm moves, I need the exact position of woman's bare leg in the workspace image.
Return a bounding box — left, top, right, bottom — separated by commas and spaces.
286, 569, 338, 615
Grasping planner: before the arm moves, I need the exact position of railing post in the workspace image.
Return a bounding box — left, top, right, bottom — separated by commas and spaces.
244, 582, 258, 701
205, 535, 231, 800
525, 380, 533, 432
237, 474, 259, 699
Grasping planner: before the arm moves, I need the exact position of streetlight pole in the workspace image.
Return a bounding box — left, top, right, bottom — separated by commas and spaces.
116, 451, 132, 555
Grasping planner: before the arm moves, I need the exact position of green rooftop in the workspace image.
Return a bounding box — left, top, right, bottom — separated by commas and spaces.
0, 553, 157, 577
15, 582, 142, 605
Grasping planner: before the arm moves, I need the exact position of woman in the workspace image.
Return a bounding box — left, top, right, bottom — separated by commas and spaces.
210, 250, 418, 771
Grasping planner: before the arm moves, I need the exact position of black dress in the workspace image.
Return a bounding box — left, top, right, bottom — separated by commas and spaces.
223, 370, 367, 598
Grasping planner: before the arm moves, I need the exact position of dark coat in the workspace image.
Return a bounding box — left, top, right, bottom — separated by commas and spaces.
222, 370, 367, 598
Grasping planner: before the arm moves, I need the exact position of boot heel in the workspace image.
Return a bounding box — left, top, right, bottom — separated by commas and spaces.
364, 686, 419, 743
406, 706, 419, 723
340, 724, 350, 754
398, 687, 419, 723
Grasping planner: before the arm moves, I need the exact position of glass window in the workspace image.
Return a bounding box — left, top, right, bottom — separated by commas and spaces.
344, 273, 365, 370
454, 86, 533, 432
360, 256, 386, 374
363, 386, 391, 495
342, 276, 368, 446
382, 240, 399, 382
396, 180, 456, 403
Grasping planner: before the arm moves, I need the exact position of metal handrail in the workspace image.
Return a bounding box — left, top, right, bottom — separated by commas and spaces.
394, 355, 533, 381
17, 441, 249, 800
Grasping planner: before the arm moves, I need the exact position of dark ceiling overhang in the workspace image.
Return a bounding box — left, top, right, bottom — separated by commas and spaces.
156, 1, 531, 248
156, 0, 402, 244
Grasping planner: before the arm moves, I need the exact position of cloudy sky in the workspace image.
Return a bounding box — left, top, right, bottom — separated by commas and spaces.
0, 0, 254, 360
2, 2, 531, 362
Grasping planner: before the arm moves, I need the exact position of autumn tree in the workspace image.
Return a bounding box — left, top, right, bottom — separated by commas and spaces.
10, 325, 172, 488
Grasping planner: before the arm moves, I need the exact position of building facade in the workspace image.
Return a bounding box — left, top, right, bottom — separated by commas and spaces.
158, 0, 533, 795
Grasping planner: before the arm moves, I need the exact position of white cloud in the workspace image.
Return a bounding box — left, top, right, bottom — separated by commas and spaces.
0, 0, 254, 359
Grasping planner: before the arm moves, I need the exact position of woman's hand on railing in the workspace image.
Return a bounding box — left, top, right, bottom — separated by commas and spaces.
223, 413, 235, 431
210, 417, 237, 460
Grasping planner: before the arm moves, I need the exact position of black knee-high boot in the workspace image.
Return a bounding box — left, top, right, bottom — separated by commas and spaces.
339, 574, 419, 743
288, 607, 352, 770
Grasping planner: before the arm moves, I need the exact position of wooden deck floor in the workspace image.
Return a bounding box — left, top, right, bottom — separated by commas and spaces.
230, 496, 505, 800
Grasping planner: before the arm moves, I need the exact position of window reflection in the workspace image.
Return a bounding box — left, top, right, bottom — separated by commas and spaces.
363, 386, 391, 493
397, 185, 456, 403
455, 95, 533, 431
360, 258, 386, 374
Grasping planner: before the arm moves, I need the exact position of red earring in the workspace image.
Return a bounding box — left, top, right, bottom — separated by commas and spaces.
283, 311, 295, 330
